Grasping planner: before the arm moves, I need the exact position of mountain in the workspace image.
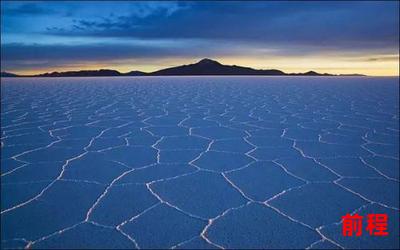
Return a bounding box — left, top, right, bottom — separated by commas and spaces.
151, 58, 286, 76
2, 59, 365, 77
289, 71, 332, 76
298, 71, 324, 76
122, 70, 147, 76
338, 73, 366, 76
1, 72, 18, 77
37, 69, 121, 77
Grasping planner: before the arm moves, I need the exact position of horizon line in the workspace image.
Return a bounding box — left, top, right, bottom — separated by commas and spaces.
2, 58, 379, 77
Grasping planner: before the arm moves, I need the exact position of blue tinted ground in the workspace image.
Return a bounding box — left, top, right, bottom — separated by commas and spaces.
1, 76, 399, 249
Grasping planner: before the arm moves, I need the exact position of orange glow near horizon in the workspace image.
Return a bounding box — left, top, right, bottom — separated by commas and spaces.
8, 55, 400, 77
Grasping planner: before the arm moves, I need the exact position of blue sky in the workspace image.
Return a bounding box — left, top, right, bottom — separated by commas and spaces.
1, 1, 399, 75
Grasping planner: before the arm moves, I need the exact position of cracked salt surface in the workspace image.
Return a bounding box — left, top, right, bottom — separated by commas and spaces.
1, 76, 399, 249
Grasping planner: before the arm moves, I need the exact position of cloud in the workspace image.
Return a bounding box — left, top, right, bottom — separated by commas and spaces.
42, 2, 189, 32
125, 1, 189, 18
1, 43, 177, 61
1, 1, 398, 75
2, 2, 53, 16
42, 1, 398, 52
366, 55, 400, 62
0, 40, 237, 71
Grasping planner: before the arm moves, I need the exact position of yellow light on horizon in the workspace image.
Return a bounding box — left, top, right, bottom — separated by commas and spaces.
6, 54, 400, 77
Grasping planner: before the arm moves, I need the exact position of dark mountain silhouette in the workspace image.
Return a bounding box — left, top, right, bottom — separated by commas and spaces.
36, 69, 121, 77
1, 59, 365, 77
122, 70, 147, 76
289, 70, 332, 76
338, 73, 366, 76
151, 58, 286, 75
1, 72, 18, 77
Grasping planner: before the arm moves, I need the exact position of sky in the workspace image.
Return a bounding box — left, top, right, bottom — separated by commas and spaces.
1, 1, 399, 76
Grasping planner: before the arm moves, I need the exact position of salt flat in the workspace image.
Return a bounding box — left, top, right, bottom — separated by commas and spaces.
1, 76, 399, 249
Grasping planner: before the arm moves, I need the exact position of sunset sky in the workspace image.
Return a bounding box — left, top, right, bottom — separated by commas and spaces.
1, 1, 399, 76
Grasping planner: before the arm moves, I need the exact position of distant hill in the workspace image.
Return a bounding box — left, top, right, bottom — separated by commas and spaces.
122, 70, 148, 76
1, 59, 365, 77
150, 58, 286, 76
288, 71, 333, 76
36, 69, 121, 77
1, 72, 18, 77
338, 73, 366, 76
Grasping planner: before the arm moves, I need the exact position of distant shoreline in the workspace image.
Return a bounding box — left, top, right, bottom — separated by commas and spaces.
1, 58, 366, 78
1, 75, 376, 78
